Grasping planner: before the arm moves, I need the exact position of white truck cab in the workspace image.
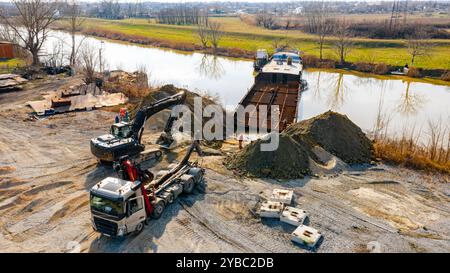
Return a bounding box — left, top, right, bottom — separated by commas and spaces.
90, 177, 147, 237
89, 140, 205, 237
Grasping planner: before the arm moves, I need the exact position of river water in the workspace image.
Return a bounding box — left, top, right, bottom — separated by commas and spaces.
43, 32, 450, 144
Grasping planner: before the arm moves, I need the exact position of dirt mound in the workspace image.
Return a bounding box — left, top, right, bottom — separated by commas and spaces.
227, 133, 311, 179
285, 111, 372, 164
103, 70, 149, 97
228, 111, 373, 179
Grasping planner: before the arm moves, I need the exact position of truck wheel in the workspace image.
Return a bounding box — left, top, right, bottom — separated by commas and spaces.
134, 221, 144, 235
151, 200, 165, 219
183, 178, 194, 194
166, 193, 174, 204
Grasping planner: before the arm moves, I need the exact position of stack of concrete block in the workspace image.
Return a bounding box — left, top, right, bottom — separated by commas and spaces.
259, 188, 323, 248
291, 225, 322, 248
280, 206, 308, 226
260, 201, 284, 218
270, 189, 294, 205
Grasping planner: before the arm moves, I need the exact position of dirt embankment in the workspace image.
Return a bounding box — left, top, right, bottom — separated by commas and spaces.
228, 111, 373, 179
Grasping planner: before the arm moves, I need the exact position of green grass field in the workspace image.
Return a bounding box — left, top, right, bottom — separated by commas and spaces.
0, 58, 25, 73
61, 17, 450, 70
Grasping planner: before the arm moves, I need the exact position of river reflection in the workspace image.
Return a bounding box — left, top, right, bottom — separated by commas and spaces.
196, 54, 224, 80
300, 71, 449, 142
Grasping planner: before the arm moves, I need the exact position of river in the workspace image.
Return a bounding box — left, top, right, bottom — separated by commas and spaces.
43, 31, 450, 144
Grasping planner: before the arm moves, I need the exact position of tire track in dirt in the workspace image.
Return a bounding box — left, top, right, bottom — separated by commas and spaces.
48, 194, 89, 223
179, 200, 268, 252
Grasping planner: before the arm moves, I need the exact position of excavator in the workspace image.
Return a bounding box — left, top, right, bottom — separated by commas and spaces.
90, 140, 204, 237
90, 91, 186, 162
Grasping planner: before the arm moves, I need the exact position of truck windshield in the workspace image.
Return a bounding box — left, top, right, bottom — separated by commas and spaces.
90, 195, 124, 217
111, 124, 131, 138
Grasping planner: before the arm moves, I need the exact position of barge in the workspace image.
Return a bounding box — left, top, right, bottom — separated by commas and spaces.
237, 49, 304, 132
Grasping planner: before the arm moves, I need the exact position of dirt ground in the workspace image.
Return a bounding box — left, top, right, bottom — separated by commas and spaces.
0, 76, 449, 253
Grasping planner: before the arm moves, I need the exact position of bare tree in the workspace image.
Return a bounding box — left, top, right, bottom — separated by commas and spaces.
316, 6, 333, 60
46, 39, 65, 67
0, 23, 19, 44
0, 0, 60, 66
99, 0, 120, 19
284, 16, 292, 30
406, 27, 432, 66
156, 5, 207, 25
196, 22, 209, 49
208, 22, 223, 52
78, 43, 98, 84
333, 19, 353, 65
66, 0, 85, 66
255, 11, 277, 29
305, 1, 320, 33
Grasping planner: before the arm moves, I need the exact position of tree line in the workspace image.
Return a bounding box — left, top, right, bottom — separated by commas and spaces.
156, 5, 208, 26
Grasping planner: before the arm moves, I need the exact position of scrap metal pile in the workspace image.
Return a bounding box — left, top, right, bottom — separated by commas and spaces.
0, 74, 27, 91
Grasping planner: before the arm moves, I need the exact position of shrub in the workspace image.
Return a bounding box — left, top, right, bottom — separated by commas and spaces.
373, 63, 389, 75
301, 54, 320, 67
354, 62, 375, 73
318, 59, 336, 69
407, 67, 421, 78
301, 55, 335, 68
440, 71, 450, 81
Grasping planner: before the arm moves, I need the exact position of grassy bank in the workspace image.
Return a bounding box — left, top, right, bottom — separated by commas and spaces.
374, 137, 450, 175
0, 58, 25, 73
55, 17, 450, 70
372, 113, 450, 175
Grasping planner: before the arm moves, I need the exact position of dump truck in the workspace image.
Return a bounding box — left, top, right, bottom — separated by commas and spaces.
89, 140, 204, 237
90, 91, 186, 162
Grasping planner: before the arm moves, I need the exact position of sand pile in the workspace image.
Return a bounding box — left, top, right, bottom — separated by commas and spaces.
285, 111, 373, 164
228, 133, 311, 179
228, 111, 373, 179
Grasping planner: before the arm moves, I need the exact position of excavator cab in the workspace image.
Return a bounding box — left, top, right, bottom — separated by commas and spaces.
110, 122, 132, 139
91, 91, 186, 162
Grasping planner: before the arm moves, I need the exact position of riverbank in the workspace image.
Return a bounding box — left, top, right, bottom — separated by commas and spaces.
53, 17, 450, 76
306, 68, 450, 87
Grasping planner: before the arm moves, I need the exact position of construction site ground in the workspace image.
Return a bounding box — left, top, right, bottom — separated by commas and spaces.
0, 76, 449, 253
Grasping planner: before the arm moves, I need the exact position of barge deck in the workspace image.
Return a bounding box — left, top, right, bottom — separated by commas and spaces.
237, 50, 304, 132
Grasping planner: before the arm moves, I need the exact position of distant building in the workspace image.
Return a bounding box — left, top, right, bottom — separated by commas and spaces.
293, 7, 303, 15
0, 41, 14, 59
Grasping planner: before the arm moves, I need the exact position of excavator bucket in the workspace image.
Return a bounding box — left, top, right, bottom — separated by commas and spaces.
156, 132, 177, 150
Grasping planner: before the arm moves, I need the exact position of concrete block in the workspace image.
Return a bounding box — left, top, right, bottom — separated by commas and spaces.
260, 201, 284, 218
291, 225, 322, 248
270, 189, 294, 205
280, 206, 308, 226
